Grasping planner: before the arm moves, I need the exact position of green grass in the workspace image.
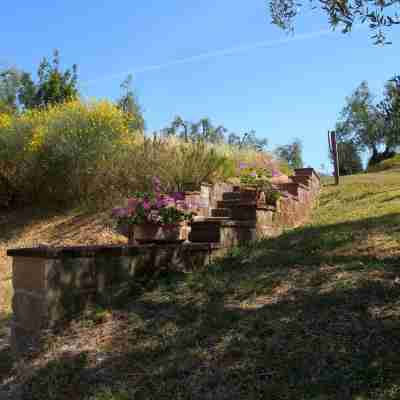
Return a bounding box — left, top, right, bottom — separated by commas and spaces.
2, 170, 400, 400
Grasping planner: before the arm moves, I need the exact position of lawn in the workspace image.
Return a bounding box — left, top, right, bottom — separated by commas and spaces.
1, 171, 400, 399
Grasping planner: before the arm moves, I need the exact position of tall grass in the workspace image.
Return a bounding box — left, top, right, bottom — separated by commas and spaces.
0, 100, 282, 209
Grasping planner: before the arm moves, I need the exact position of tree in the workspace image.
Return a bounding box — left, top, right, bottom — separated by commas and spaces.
18, 50, 78, 109
192, 118, 226, 143
335, 140, 364, 175
117, 74, 145, 132
275, 138, 304, 169
335, 80, 395, 166
268, 0, 400, 44
377, 75, 400, 151
162, 116, 226, 143
0, 67, 22, 113
228, 130, 268, 151
161, 116, 267, 148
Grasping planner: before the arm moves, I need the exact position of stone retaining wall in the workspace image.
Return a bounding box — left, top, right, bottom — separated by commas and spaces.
7, 169, 320, 356
8, 243, 225, 355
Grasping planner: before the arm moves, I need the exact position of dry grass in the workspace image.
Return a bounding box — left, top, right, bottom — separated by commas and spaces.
1, 170, 400, 399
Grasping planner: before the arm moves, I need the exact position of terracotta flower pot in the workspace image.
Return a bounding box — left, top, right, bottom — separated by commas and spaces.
128, 224, 182, 244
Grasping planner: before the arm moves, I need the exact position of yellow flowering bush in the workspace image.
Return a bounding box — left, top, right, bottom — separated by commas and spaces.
0, 99, 279, 210
0, 100, 141, 207
0, 113, 12, 129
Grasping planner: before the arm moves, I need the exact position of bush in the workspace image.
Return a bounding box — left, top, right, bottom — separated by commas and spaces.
0, 101, 281, 210
0, 100, 139, 207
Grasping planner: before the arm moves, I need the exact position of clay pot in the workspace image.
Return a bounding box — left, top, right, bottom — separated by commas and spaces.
128, 224, 182, 244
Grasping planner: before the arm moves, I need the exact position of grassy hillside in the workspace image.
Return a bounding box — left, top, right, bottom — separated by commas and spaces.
1, 170, 400, 399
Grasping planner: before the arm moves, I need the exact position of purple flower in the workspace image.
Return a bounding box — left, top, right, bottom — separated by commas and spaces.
239, 162, 248, 170
142, 200, 151, 210
171, 192, 185, 201
250, 171, 257, 177
272, 169, 281, 177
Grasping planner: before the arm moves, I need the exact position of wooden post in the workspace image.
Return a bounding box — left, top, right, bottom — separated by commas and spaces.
328, 130, 340, 185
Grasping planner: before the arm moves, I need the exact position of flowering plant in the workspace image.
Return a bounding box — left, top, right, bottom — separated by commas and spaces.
238, 162, 276, 190
238, 162, 282, 205
112, 177, 194, 228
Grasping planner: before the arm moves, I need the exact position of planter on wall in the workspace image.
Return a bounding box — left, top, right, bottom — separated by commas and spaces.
127, 224, 183, 244
239, 187, 266, 206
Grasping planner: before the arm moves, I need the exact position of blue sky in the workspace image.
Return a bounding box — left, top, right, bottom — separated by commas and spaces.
2, 1, 400, 170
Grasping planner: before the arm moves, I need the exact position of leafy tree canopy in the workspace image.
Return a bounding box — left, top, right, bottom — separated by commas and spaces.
117, 74, 145, 132
161, 116, 267, 149
268, 0, 400, 44
0, 50, 79, 111
335, 77, 400, 166
19, 50, 78, 109
275, 138, 304, 169
0, 67, 21, 113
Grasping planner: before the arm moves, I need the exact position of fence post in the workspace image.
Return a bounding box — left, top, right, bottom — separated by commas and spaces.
328, 131, 340, 185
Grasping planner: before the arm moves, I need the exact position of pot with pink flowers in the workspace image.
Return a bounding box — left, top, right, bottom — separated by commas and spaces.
112, 177, 195, 244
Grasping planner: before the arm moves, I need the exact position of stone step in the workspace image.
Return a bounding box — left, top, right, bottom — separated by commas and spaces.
291, 175, 311, 187
189, 219, 257, 245
222, 192, 241, 201
217, 200, 240, 209
211, 208, 232, 218
189, 221, 221, 243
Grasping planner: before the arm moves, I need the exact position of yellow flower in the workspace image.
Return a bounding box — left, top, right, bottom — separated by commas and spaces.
0, 113, 12, 129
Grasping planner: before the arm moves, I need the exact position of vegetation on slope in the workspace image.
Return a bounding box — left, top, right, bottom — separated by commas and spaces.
368, 154, 400, 173
1, 170, 400, 399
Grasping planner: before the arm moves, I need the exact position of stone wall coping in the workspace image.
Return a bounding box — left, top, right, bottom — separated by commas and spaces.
294, 168, 320, 181
276, 182, 309, 190
7, 242, 222, 259
191, 220, 258, 228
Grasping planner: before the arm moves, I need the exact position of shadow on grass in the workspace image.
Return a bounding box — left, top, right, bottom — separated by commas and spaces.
0, 312, 13, 385
10, 212, 400, 399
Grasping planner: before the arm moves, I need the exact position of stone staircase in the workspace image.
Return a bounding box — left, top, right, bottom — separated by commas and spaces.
189, 168, 320, 248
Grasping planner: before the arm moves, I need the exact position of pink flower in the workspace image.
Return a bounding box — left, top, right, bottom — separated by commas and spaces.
155, 195, 174, 208
142, 200, 151, 210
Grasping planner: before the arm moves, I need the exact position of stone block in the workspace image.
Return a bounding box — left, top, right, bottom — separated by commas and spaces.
222, 192, 241, 201
256, 210, 274, 226
220, 226, 256, 246
211, 208, 231, 218
12, 257, 47, 293
12, 291, 47, 331
231, 206, 257, 220
189, 223, 220, 243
